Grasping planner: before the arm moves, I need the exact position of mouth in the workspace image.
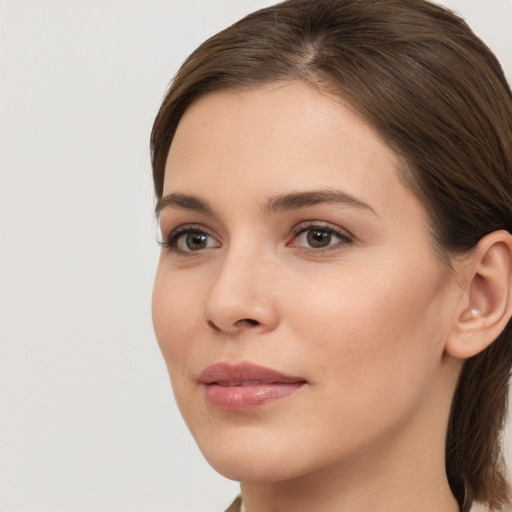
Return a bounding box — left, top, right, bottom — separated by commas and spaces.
215, 380, 277, 386
198, 362, 307, 411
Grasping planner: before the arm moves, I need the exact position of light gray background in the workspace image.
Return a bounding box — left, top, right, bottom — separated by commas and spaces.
0, 1, 511, 511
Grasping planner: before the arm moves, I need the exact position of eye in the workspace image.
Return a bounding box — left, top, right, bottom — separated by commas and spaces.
289, 223, 353, 251
161, 226, 220, 253
300, 228, 335, 249
176, 232, 217, 251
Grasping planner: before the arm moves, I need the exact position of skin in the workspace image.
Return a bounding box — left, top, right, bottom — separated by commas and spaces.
152, 81, 465, 512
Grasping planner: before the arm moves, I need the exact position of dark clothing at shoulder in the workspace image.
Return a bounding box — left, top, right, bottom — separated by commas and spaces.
224, 495, 242, 512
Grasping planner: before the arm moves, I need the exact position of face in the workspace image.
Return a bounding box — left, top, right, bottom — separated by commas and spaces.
152, 81, 461, 484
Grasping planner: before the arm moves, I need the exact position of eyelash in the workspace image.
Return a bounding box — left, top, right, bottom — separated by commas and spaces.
159, 224, 218, 255
288, 221, 354, 254
159, 221, 354, 256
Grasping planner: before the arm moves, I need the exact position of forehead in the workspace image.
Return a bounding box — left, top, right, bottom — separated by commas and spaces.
163, 81, 428, 229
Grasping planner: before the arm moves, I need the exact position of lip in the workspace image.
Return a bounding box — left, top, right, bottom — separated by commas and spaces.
198, 362, 307, 411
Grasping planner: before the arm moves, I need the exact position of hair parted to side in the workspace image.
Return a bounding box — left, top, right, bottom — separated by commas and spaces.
151, 0, 512, 509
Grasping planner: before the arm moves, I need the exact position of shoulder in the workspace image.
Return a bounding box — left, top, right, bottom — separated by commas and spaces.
224, 495, 243, 512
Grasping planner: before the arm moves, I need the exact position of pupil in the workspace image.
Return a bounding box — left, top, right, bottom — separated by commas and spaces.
307, 229, 331, 248
187, 233, 207, 250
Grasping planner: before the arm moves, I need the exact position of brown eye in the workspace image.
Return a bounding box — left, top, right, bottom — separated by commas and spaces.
306, 229, 332, 248
176, 231, 219, 251
162, 227, 220, 253
290, 224, 353, 252
183, 233, 209, 250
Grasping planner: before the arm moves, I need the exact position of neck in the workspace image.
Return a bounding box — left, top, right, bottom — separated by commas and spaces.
240, 451, 459, 512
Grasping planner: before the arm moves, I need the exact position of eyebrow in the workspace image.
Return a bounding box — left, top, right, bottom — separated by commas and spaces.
155, 188, 377, 217
155, 193, 214, 216
265, 189, 377, 216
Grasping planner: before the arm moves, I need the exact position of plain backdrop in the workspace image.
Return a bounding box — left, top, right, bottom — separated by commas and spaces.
0, 1, 511, 511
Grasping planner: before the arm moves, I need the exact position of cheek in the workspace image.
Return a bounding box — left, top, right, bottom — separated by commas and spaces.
152, 266, 201, 371
286, 259, 448, 402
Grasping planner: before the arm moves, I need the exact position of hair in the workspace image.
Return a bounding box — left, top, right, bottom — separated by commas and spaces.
150, 0, 512, 509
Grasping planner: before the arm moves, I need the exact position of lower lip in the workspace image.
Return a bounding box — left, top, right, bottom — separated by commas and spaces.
202, 382, 305, 411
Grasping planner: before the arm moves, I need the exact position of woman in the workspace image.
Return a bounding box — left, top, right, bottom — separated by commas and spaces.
150, 0, 512, 510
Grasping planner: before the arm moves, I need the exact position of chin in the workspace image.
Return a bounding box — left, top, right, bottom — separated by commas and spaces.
206, 452, 303, 483
193, 428, 312, 483
194, 421, 362, 486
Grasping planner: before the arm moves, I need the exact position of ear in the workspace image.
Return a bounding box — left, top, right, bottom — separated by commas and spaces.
445, 230, 512, 360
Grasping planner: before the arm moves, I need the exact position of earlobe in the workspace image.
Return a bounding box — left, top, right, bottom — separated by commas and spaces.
445, 230, 512, 360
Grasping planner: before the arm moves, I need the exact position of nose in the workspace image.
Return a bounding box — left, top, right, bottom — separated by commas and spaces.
203, 245, 279, 334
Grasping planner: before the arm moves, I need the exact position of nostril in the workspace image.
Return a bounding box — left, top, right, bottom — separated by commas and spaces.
205, 317, 261, 331
207, 320, 221, 331
239, 318, 260, 327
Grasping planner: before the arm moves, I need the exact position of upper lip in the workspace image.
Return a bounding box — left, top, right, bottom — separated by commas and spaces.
198, 362, 307, 385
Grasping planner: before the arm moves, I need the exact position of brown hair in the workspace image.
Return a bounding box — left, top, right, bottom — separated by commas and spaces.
150, 0, 512, 509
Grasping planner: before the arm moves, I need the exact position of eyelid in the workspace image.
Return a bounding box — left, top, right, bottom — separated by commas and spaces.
159, 223, 221, 254
287, 221, 354, 251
